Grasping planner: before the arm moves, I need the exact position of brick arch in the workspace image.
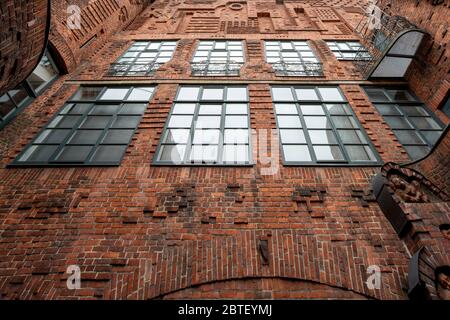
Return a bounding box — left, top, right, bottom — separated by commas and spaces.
48, 31, 78, 73
157, 277, 371, 300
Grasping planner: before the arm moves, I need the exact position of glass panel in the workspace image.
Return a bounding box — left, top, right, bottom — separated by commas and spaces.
393, 130, 425, 145
100, 88, 129, 100
196, 116, 221, 128
313, 146, 344, 161
408, 117, 441, 130
309, 130, 337, 144
318, 88, 345, 101
384, 116, 412, 129
164, 129, 190, 144
404, 145, 430, 159
193, 130, 220, 144
198, 104, 221, 115
375, 104, 401, 115
69, 130, 103, 144
300, 105, 325, 115
159, 145, 186, 162
9, 85, 30, 106
190, 145, 218, 162
399, 106, 429, 116
338, 130, 367, 144
112, 116, 141, 128
173, 103, 196, 114
168, 115, 193, 128
35, 129, 71, 144
223, 145, 249, 163
52, 116, 81, 128
18, 145, 58, 162
102, 130, 134, 144
272, 88, 294, 101
345, 146, 376, 161
421, 131, 441, 145
80, 116, 112, 129
295, 89, 320, 101
387, 89, 415, 102
304, 116, 331, 129
91, 105, 121, 115
277, 116, 301, 128
177, 87, 200, 101
227, 87, 247, 101
0, 93, 16, 118
127, 87, 154, 101
283, 145, 312, 162
275, 104, 297, 114
331, 116, 358, 129
365, 88, 389, 102
73, 87, 103, 100
280, 129, 306, 144
202, 88, 224, 100
325, 104, 349, 115
226, 104, 247, 114
225, 116, 248, 128
55, 146, 93, 162
91, 145, 127, 162
120, 104, 147, 115
224, 129, 249, 144
27, 53, 58, 93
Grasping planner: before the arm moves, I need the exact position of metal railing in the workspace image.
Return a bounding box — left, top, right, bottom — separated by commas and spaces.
107, 62, 163, 76
191, 61, 242, 76
270, 62, 323, 77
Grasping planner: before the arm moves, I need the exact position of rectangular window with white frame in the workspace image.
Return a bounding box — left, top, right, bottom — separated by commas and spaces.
326, 41, 371, 60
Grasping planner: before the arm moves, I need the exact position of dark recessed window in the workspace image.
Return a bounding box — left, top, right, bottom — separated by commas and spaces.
11, 86, 155, 166
154, 85, 252, 165
264, 41, 322, 76
272, 86, 381, 165
364, 87, 445, 160
191, 40, 244, 76
0, 50, 59, 130
109, 41, 177, 76
326, 41, 371, 60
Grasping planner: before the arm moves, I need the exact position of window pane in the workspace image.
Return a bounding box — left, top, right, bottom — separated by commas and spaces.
112, 116, 141, 128
421, 131, 441, 145
366, 88, 389, 102
332, 116, 358, 129
50, 116, 81, 128
18, 145, 58, 162
173, 103, 196, 114
375, 104, 401, 115
283, 145, 312, 162
313, 146, 344, 161
55, 146, 93, 162
202, 88, 224, 100
100, 88, 129, 100
35, 129, 71, 144
295, 89, 319, 101
196, 116, 221, 128
326, 104, 349, 115
91, 105, 121, 115
387, 89, 415, 102
393, 130, 424, 145
69, 130, 103, 144
190, 145, 218, 162
81, 116, 111, 129
193, 130, 220, 144
102, 130, 134, 144
385, 116, 412, 129
225, 116, 248, 128
226, 104, 247, 114
9, 85, 30, 106
275, 104, 297, 114
408, 117, 441, 130
223, 145, 249, 163
224, 129, 249, 144
404, 145, 430, 159
272, 88, 294, 101
399, 106, 429, 116
159, 145, 186, 162
73, 87, 103, 100
120, 104, 147, 115
280, 129, 306, 144
338, 130, 367, 144
318, 88, 345, 101
304, 116, 331, 129
91, 145, 127, 162
127, 87, 154, 101
168, 115, 193, 128
300, 105, 324, 115
227, 87, 247, 101
178, 87, 200, 101
278, 116, 301, 128
345, 145, 376, 161
164, 129, 190, 144
309, 130, 337, 144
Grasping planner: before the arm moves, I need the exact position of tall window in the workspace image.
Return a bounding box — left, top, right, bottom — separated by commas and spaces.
0, 50, 59, 129
264, 41, 322, 76
272, 86, 380, 165
11, 86, 155, 166
109, 41, 177, 76
365, 87, 445, 159
326, 41, 371, 60
191, 41, 244, 76
154, 86, 252, 165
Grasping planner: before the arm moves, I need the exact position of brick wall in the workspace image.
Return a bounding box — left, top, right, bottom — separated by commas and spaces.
0, 0, 447, 300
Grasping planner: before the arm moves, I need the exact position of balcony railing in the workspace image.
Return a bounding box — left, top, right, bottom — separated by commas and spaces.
191, 61, 242, 76
270, 62, 323, 77
354, 6, 426, 79
107, 62, 163, 77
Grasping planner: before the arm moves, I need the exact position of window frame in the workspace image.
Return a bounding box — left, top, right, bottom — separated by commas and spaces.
108, 40, 178, 77
191, 40, 245, 76
272, 85, 383, 166
9, 86, 155, 167
152, 85, 254, 167
325, 40, 371, 61
364, 86, 445, 160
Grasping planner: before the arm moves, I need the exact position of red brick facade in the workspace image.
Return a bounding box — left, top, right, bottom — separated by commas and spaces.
0, 0, 448, 300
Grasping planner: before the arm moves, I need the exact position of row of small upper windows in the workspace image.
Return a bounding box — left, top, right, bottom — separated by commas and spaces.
109, 40, 370, 76
10, 86, 444, 167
